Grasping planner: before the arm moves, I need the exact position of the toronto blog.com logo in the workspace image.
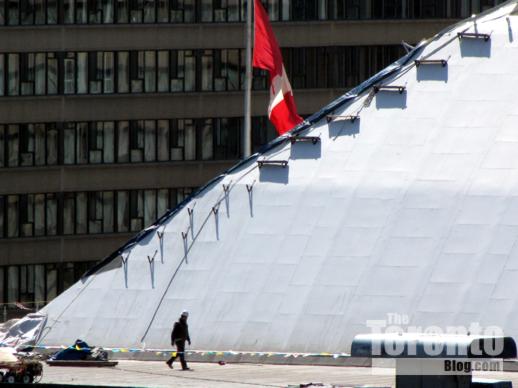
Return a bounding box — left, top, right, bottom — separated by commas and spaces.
364, 313, 505, 376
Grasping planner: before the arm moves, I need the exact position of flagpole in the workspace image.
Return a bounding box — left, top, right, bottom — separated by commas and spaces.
243, 0, 253, 159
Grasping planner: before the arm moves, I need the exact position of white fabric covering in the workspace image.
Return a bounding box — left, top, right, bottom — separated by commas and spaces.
16, 2, 518, 353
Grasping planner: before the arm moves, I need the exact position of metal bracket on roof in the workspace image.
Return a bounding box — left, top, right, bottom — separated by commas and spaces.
246, 180, 255, 193
121, 254, 129, 266
457, 32, 490, 41
147, 250, 157, 288
373, 85, 406, 94
222, 182, 231, 194
246, 180, 256, 218
157, 229, 165, 263
401, 40, 416, 53
212, 204, 220, 240
326, 114, 359, 123
121, 253, 130, 288
181, 231, 189, 262
147, 250, 157, 264
415, 59, 448, 67
258, 160, 288, 168
288, 135, 320, 145
222, 182, 231, 218
187, 204, 195, 238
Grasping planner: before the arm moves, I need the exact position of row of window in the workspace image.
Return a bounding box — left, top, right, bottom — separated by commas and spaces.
0, 262, 96, 310
0, 188, 194, 239
0, 46, 403, 96
0, 117, 278, 168
0, 0, 506, 26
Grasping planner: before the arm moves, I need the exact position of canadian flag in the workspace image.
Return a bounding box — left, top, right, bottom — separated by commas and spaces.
253, 0, 303, 135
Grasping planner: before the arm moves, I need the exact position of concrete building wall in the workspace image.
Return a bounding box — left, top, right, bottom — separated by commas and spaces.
0, 19, 452, 52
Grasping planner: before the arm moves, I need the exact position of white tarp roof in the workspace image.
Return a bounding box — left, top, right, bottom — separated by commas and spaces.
17, 0, 518, 353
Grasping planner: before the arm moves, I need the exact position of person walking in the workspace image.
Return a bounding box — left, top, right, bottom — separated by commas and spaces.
166, 310, 191, 370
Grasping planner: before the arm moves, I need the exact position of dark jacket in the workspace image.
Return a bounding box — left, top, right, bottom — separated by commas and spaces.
171, 319, 190, 344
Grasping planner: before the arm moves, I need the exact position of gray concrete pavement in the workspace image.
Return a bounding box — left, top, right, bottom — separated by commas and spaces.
41, 361, 392, 387
40, 360, 518, 387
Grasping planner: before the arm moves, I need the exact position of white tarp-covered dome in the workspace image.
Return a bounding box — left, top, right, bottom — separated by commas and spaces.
21, 1, 518, 353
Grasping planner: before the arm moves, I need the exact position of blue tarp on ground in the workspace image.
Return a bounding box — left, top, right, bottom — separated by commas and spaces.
50, 340, 91, 360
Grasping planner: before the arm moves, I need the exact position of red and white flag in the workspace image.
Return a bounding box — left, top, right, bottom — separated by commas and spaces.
253, 0, 303, 135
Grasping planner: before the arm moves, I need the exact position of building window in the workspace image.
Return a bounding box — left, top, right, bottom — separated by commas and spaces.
7, 124, 19, 167
129, 0, 144, 22
173, 119, 196, 160
46, 193, 58, 235
129, 51, 144, 92
63, 53, 76, 94
170, 50, 196, 92
46, 0, 57, 22
19, 124, 34, 166
0, 261, 99, 315
129, 120, 144, 161
47, 123, 59, 165
0, 126, 4, 168
252, 116, 277, 153
157, 50, 169, 92
0, 0, 509, 24
215, 117, 240, 159
0, 116, 278, 168
45, 263, 58, 301
76, 122, 88, 164
0, 123, 58, 167
0, 196, 4, 238
47, 53, 58, 94
7, 54, 19, 96
86, 191, 114, 233
116, 190, 129, 232
63, 192, 75, 235
76, 192, 87, 233
0, 46, 405, 96
0, 188, 197, 239
85, 51, 114, 94
88, 51, 112, 94
117, 51, 129, 92
87, 191, 102, 233
63, 0, 72, 22
170, 0, 195, 22
20, 53, 35, 95
63, 123, 75, 164
157, 0, 167, 21
144, 51, 156, 92
129, 189, 143, 231
88, 0, 114, 23
0, 54, 5, 96
20, 0, 45, 25
7, 0, 20, 25
7, 266, 19, 304
157, 119, 169, 161
1, 193, 57, 238
7, 195, 18, 237
143, 189, 156, 227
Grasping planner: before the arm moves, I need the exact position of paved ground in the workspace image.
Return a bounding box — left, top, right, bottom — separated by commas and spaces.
40, 360, 518, 388
41, 361, 392, 387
